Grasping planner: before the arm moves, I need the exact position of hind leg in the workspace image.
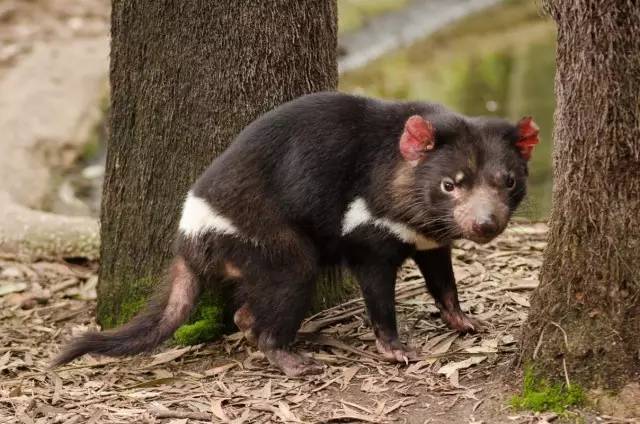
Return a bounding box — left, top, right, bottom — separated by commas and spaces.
238, 234, 322, 377
251, 268, 322, 377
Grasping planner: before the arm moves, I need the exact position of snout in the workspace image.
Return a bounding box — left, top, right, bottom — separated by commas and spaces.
471, 215, 500, 242
452, 186, 509, 244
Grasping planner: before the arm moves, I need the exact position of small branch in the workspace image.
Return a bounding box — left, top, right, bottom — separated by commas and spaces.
532, 326, 546, 360
549, 321, 569, 349
150, 409, 213, 421
550, 321, 571, 388
561, 357, 571, 388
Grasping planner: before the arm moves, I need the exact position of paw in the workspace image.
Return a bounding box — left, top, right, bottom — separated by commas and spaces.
265, 349, 325, 377
234, 303, 257, 344
375, 338, 418, 364
440, 309, 485, 333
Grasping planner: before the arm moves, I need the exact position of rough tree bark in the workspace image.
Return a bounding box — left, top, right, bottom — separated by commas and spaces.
98, 1, 350, 331
521, 1, 640, 389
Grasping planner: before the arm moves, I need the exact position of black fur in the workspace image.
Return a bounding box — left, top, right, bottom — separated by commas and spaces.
55, 92, 530, 371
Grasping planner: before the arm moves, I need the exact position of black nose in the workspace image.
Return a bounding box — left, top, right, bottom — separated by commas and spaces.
472, 217, 498, 238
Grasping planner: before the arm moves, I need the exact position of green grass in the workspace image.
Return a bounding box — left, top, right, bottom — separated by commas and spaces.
338, 0, 409, 34
511, 366, 586, 414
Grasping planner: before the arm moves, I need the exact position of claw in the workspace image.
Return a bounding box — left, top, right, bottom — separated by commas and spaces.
441, 309, 485, 333
376, 338, 417, 364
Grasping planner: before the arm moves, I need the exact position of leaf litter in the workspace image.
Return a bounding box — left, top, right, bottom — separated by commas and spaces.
0, 224, 578, 423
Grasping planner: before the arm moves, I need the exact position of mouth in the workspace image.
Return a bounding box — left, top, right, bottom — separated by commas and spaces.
464, 233, 496, 244
462, 227, 505, 244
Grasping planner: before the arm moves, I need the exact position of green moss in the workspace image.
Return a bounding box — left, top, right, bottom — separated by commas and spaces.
511, 366, 586, 414
173, 289, 224, 345
174, 305, 223, 345
98, 275, 155, 329
117, 297, 147, 325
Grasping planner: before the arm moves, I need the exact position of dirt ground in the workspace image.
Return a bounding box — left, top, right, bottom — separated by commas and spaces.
0, 2, 636, 424
3, 223, 620, 424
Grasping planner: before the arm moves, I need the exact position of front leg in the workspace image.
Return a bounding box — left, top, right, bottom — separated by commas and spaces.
346, 255, 416, 363
413, 247, 481, 333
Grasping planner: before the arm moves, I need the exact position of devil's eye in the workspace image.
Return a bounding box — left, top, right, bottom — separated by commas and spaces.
505, 173, 516, 189
441, 178, 455, 193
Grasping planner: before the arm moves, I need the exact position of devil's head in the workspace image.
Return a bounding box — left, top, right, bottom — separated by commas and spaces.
394, 112, 539, 244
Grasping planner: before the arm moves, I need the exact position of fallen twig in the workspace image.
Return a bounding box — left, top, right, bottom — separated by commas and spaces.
150, 409, 213, 421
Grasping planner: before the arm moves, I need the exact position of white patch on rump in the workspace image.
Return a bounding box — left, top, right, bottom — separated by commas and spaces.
179, 191, 239, 237
341, 197, 440, 250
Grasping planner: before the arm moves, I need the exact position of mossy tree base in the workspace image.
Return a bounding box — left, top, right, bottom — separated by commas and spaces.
98, 2, 339, 336
97, 274, 155, 329
520, 0, 640, 390
98, 265, 358, 346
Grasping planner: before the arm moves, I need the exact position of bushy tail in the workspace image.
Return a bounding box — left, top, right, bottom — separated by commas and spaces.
51, 256, 199, 367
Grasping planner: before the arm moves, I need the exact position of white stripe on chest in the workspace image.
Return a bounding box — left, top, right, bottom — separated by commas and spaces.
341, 197, 440, 250
179, 191, 239, 237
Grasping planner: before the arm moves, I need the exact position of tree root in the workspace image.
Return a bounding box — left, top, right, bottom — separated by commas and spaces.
0, 192, 99, 260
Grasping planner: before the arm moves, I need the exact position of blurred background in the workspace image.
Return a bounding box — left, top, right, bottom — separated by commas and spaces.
0, 0, 554, 222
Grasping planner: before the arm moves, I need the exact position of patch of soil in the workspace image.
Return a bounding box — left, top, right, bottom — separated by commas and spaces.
0, 224, 624, 423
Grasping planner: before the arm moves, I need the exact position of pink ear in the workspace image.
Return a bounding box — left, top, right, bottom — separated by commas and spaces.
515, 117, 540, 160
399, 115, 435, 164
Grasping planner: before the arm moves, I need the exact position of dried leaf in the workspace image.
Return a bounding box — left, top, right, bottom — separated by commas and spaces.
465, 339, 498, 354
423, 332, 458, 355
0, 351, 11, 371
276, 401, 299, 422
501, 334, 516, 345
437, 356, 487, 377
147, 346, 191, 367
48, 370, 63, 405
124, 377, 179, 389
361, 377, 389, 393
506, 291, 530, 307
211, 398, 230, 422
78, 275, 98, 300
0, 281, 27, 296
341, 366, 360, 389
288, 393, 310, 404
256, 379, 272, 399
330, 405, 379, 423
204, 362, 238, 376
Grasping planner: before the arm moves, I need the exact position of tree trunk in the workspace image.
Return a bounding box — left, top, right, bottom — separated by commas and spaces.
520, 1, 640, 389
98, 1, 348, 332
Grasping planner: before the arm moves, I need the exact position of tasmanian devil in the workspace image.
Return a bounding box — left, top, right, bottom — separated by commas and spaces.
53, 91, 539, 377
